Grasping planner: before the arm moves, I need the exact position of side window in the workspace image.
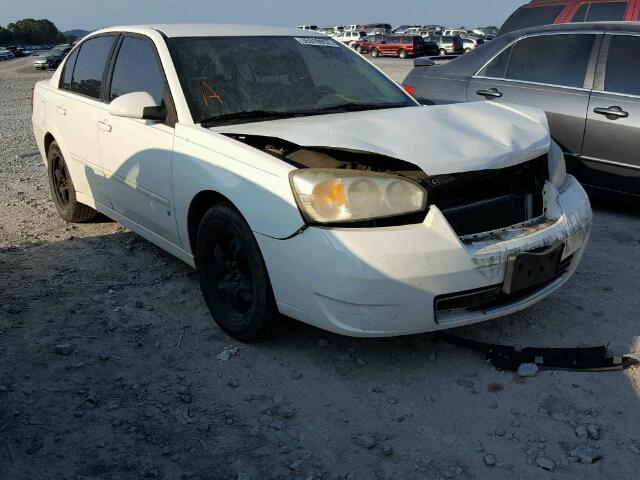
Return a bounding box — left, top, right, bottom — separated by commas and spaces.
70, 36, 116, 99
478, 45, 514, 78
109, 36, 166, 105
505, 34, 596, 88
604, 35, 640, 96
60, 48, 79, 90
499, 5, 566, 35
570, 3, 590, 22
586, 1, 627, 21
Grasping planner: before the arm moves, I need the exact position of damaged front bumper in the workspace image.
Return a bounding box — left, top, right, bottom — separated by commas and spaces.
256, 176, 592, 337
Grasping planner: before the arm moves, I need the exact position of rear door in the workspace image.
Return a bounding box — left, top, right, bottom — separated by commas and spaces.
468, 32, 600, 158
55, 34, 118, 206
581, 34, 640, 196
99, 34, 179, 243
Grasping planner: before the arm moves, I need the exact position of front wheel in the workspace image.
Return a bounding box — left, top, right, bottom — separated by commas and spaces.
439, 49, 447, 56
398, 49, 407, 59
355, 45, 362, 53
464, 48, 472, 53
195, 204, 282, 341
47, 141, 96, 223
371, 48, 380, 58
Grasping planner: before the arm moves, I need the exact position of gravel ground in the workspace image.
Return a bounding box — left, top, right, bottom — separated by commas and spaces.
1, 55, 640, 480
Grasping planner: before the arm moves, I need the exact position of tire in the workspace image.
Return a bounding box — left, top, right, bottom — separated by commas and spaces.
371, 48, 380, 58
398, 49, 407, 59
355, 45, 362, 53
464, 48, 472, 53
47, 141, 97, 223
439, 49, 447, 56
195, 204, 282, 341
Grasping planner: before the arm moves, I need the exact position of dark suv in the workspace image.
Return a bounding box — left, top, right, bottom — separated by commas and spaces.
404, 22, 640, 199
370, 35, 433, 58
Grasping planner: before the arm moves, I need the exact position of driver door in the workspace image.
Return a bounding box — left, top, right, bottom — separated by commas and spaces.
98, 34, 180, 245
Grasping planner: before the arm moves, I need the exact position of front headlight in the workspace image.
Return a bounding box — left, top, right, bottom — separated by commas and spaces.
289, 169, 427, 223
548, 140, 567, 189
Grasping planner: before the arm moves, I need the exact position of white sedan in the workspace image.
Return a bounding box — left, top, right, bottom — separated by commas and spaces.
31, 24, 592, 340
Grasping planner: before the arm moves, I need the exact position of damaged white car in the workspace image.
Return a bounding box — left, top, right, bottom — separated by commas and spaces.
31, 24, 592, 340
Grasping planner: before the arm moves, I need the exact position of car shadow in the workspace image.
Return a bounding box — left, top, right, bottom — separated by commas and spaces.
2, 222, 640, 478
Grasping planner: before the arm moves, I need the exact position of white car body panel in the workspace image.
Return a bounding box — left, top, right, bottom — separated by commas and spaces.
31, 23, 593, 337
211, 102, 551, 176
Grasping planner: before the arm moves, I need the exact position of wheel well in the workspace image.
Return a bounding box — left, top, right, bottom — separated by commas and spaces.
44, 133, 55, 155
187, 190, 236, 253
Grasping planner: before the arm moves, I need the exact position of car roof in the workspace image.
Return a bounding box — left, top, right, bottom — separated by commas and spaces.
430, 21, 640, 76
91, 23, 321, 38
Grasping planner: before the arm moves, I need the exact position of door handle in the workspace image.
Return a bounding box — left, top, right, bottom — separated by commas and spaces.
476, 88, 503, 99
97, 121, 112, 132
56, 106, 66, 116
593, 106, 628, 119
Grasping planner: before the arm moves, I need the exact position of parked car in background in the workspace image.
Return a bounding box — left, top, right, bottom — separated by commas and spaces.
499, 0, 639, 35
433, 35, 464, 55
0, 48, 15, 60
370, 35, 435, 58
404, 22, 640, 199
32, 24, 592, 340
335, 30, 366, 46
33, 45, 72, 70
353, 34, 383, 53
392, 24, 422, 33
6, 46, 28, 57
442, 28, 468, 37
462, 36, 485, 52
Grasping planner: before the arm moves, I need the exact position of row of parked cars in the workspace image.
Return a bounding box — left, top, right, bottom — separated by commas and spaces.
298, 23, 496, 58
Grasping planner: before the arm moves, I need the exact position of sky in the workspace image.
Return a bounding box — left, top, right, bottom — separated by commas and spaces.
0, 0, 525, 31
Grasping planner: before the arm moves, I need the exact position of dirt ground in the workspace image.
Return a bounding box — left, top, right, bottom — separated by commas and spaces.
1, 56, 640, 480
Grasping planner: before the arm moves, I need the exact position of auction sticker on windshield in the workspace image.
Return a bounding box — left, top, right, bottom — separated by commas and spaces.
294, 37, 339, 47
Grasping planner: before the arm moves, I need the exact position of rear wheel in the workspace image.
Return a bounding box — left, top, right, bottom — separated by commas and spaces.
371, 48, 380, 58
195, 204, 282, 341
47, 141, 96, 223
439, 48, 447, 56
464, 48, 472, 53
355, 45, 362, 53
398, 49, 408, 59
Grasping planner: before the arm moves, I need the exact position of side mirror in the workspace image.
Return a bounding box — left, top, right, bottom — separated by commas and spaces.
414, 57, 435, 67
109, 91, 166, 121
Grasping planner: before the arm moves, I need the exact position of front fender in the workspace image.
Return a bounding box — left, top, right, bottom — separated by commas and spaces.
172, 124, 306, 253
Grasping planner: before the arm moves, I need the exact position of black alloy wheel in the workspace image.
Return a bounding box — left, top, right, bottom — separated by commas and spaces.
196, 204, 282, 341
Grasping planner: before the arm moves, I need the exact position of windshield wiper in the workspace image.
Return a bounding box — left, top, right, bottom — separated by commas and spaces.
301, 102, 412, 114
200, 110, 297, 127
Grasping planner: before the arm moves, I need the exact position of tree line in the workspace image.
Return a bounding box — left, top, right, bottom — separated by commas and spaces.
0, 18, 77, 46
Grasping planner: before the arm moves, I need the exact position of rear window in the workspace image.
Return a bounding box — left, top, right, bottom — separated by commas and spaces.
604, 35, 640, 96
571, 2, 628, 21
60, 48, 79, 90
505, 34, 596, 87
585, 1, 628, 20
499, 5, 566, 35
70, 35, 115, 99
479, 34, 596, 88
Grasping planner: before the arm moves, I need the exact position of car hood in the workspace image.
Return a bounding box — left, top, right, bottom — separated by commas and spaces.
210, 102, 550, 176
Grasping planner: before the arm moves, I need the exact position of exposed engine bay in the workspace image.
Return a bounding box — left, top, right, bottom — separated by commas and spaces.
225, 134, 549, 236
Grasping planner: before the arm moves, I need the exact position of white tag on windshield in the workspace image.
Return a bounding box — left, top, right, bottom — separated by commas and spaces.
294, 37, 339, 48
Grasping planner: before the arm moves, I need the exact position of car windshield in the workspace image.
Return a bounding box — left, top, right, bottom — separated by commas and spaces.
167, 36, 416, 125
